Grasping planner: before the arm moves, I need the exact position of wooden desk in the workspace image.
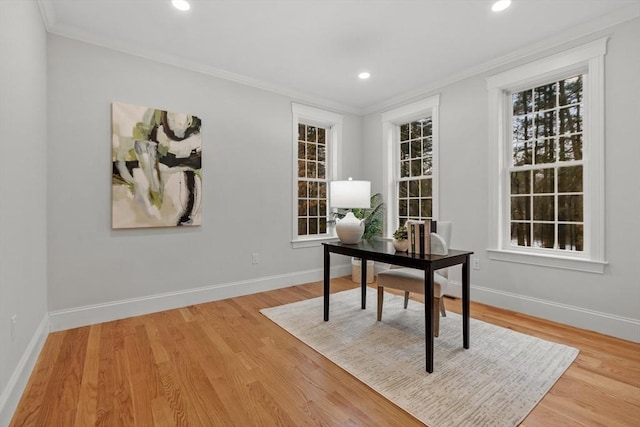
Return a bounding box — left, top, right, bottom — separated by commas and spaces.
323, 239, 473, 373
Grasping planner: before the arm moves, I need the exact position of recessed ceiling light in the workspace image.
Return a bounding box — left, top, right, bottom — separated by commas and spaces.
172, 0, 191, 11
491, 0, 511, 12
358, 72, 371, 80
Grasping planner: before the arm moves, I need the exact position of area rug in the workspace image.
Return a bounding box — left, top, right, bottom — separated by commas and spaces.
261, 288, 579, 427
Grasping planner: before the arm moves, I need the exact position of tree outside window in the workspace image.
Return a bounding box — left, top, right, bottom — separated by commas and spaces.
510, 75, 584, 251
397, 117, 433, 229
297, 123, 328, 236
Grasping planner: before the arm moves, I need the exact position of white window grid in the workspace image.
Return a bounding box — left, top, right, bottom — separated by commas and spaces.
296, 123, 329, 237
381, 95, 440, 238
291, 103, 342, 248
397, 118, 434, 229
486, 37, 607, 272
508, 75, 585, 251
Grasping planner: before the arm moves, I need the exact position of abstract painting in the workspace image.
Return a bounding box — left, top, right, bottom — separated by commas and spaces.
112, 102, 202, 228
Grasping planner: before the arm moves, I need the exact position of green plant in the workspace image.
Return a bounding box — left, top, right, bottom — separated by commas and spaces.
393, 225, 407, 240
337, 193, 385, 240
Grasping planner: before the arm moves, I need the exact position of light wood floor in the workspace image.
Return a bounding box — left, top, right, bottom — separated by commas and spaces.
10, 277, 640, 426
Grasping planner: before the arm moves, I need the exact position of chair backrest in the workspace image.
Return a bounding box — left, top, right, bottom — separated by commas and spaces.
388, 221, 453, 272
436, 221, 452, 247
435, 221, 452, 278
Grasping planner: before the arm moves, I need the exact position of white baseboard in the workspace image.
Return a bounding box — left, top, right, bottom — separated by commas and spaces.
446, 280, 640, 343
49, 265, 351, 332
0, 314, 49, 427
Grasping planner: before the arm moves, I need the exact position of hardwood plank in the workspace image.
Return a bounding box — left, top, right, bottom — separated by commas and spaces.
10, 277, 640, 426
124, 327, 154, 425
150, 396, 177, 427
9, 332, 65, 427
133, 323, 164, 400
73, 324, 101, 426
95, 321, 116, 426
155, 362, 189, 426
35, 327, 89, 426
153, 310, 233, 426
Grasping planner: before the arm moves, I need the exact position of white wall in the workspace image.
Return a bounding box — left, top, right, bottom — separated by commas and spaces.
3, 5, 635, 425
46, 35, 361, 328
363, 18, 640, 342
0, 1, 49, 424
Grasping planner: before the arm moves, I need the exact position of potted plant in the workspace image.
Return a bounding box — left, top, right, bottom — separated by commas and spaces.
335, 193, 385, 241
353, 192, 384, 240
392, 225, 409, 252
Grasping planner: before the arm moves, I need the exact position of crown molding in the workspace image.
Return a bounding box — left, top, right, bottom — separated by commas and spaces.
37, 0, 55, 31
56, 27, 360, 115
363, 3, 640, 116
38, 1, 359, 116
37, 1, 639, 117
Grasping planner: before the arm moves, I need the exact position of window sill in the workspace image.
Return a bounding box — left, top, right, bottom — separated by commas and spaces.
291, 236, 339, 249
487, 249, 607, 274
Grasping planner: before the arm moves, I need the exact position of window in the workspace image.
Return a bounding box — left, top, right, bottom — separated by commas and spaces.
487, 38, 608, 273
397, 117, 434, 228
291, 103, 342, 248
381, 95, 440, 236
510, 76, 584, 251
297, 123, 328, 237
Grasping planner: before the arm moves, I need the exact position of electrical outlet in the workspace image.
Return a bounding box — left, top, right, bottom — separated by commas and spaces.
472, 258, 481, 270
11, 315, 17, 342
252, 253, 260, 264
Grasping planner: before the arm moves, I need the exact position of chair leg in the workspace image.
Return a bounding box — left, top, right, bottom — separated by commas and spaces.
378, 286, 443, 337
434, 297, 440, 337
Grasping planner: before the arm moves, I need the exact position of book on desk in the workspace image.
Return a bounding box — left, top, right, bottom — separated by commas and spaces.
405, 219, 437, 255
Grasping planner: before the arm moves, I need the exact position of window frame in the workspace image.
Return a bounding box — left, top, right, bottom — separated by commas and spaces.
381, 95, 440, 238
486, 38, 608, 273
291, 103, 342, 248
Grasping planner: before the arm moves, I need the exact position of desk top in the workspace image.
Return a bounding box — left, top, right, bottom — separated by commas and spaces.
323, 239, 473, 270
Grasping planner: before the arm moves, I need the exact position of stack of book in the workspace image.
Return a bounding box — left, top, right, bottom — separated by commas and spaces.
406, 219, 433, 255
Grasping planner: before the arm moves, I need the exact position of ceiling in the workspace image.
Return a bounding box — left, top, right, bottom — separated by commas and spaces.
39, 0, 640, 114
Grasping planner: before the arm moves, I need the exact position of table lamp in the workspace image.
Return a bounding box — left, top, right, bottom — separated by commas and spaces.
330, 177, 371, 244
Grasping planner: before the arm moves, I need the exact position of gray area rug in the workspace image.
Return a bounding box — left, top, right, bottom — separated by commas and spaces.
261, 288, 579, 427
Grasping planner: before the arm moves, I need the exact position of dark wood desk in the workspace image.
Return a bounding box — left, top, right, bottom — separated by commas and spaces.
323, 239, 473, 373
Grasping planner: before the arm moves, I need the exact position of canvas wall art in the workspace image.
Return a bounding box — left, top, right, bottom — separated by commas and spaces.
112, 102, 202, 228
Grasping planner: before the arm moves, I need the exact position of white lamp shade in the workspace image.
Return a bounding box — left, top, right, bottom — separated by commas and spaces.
330, 179, 371, 209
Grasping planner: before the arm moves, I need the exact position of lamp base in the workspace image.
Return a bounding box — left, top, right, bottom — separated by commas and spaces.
335, 212, 365, 244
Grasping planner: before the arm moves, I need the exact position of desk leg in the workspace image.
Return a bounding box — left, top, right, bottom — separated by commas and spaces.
361, 257, 367, 309
424, 266, 434, 373
324, 245, 330, 321
462, 255, 470, 349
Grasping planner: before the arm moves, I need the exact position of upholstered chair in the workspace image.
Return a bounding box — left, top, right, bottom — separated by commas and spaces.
376, 221, 452, 337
